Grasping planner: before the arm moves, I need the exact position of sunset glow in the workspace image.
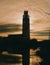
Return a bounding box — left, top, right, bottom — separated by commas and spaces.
0, 0, 50, 41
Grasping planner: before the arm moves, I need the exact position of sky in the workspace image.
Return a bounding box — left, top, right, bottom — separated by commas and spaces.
0, 0, 50, 41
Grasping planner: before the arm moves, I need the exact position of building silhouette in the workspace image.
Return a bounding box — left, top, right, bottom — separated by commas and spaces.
8, 11, 30, 40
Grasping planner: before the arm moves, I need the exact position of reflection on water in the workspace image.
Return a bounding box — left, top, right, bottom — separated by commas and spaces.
0, 49, 42, 65
30, 49, 42, 65
0, 63, 22, 65
0, 52, 22, 65
30, 56, 42, 65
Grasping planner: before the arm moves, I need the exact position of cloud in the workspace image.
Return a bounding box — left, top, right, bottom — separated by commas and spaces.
31, 30, 50, 36
0, 24, 22, 33
31, 17, 50, 32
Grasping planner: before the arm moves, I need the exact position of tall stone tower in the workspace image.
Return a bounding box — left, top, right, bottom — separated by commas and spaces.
23, 11, 30, 40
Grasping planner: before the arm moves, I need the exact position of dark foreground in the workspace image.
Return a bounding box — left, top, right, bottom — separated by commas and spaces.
0, 36, 50, 65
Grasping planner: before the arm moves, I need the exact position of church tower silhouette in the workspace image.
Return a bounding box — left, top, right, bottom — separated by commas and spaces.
23, 11, 30, 40
8, 11, 30, 40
